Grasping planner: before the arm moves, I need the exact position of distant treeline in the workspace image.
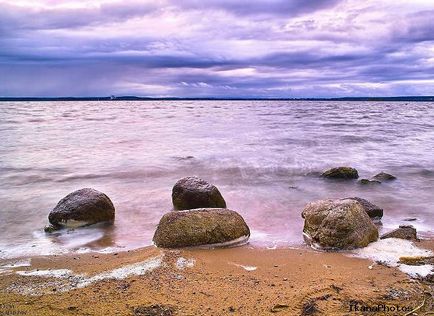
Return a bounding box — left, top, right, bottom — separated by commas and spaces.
0, 96, 433, 102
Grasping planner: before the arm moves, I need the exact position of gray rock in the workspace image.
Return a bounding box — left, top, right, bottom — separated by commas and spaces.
302, 199, 378, 250
372, 172, 397, 182
48, 188, 115, 230
345, 197, 383, 219
321, 167, 359, 179
172, 176, 226, 210
380, 225, 417, 241
153, 208, 250, 248
358, 178, 381, 185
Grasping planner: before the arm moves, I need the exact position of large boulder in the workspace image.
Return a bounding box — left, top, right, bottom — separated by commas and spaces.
153, 208, 250, 248
321, 167, 359, 179
172, 176, 226, 210
302, 199, 378, 250
380, 225, 417, 241
345, 197, 383, 219
47, 188, 115, 230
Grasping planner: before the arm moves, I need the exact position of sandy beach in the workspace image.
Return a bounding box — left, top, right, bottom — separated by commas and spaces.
1, 239, 433, 316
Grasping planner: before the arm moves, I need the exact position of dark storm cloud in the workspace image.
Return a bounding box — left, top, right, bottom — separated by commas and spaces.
0, 0, 433, 97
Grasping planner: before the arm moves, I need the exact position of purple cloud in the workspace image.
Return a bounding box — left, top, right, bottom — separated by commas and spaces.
0, 0, 433, 97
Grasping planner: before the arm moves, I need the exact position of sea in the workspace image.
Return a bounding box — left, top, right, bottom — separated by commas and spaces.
0, 100, 433, 258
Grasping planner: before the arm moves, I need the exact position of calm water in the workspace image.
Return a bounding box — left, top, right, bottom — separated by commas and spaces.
0, 101, 433, 258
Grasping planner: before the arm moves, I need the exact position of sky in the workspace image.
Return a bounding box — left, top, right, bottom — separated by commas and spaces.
0, 0, 433, 98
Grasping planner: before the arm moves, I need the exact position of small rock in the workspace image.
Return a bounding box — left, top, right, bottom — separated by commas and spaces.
321, 167, 359, 179
403, 217, 417, 221
372, 172, 397, 182
345, 197, 383, 219
358, 179, 381, 185
44, 224, 58, 233
271, 304, 289, 313
172, 176, 226, 210
380, 225, 417, 241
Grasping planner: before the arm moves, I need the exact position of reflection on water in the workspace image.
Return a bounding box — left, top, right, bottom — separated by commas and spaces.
0, 100, 433, 258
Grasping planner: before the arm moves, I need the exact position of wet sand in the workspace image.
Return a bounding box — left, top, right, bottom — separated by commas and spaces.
0, 241, 433, 316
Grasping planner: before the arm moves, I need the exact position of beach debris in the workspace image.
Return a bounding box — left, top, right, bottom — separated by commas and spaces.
229, 262, 257, 271
358, 178, 381, 185
172, 176, 226, 210
270, 304, 289, 313
321, 167, 359, 180
372, 172, 397, 182
398, 255, 434, 265
344, 197, 383, 219
301, 300, 318, 315
380, 225, 417, 241
302, 199, 378, 250
47, 188, 115, 231
153, 208, 250, 248
133, 304, 175, 316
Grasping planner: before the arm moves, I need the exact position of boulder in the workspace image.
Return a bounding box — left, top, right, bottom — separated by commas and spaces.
321, 167, 359, 179
372, 172, 397, 182
345, 197, 383, 219
380, 225, 417, 241
47, 188, 115, 230
358, 179, 381, 185
302, 199, 378, 249
153, 208, 250, 248
172, 176, 226, 210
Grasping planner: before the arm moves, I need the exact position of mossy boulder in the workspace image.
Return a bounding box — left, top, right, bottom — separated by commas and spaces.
153, 208, 250, 248
358, 179, 381, 185
47, 188, 115, 230
321, 167, 359, 180
380, 225, 417, 241
172, 176, 226, 210
345, 197, 383, 219
302, 198, 378, 250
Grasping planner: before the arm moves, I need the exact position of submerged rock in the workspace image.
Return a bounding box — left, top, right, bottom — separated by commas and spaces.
372, 172, 397, 182
321, 167, 359, 180
47, 188, 115, 230
153, 208, 250, 248
358, 178, 381, 185
302, 199, 378, 250
345, 197, 383, 219
380, 225, 417, 241
172, 176, 226, 210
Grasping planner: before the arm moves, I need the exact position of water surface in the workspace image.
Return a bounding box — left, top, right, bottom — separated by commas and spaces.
0, 101, 433, 258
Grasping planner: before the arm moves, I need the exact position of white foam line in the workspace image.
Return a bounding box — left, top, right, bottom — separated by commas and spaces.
13, 255, 163, 293
1, 259, 31, 268
176, 257, 195, 269
350, 238, 433, 278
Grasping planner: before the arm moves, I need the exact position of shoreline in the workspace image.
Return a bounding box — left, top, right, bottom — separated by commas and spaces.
1, 239, 433, 315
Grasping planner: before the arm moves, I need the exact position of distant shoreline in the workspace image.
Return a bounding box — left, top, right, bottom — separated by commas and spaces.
0, 96, 433, 102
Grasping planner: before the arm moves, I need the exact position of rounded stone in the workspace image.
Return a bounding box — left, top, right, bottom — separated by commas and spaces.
172, 176, 226, 210
153, 208, 250, 248
321, 167, 359, 179
302, 198, 378, 250
48, 188, 115, 229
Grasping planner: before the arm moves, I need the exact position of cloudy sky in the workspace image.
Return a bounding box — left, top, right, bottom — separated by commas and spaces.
1, 0, 433, 97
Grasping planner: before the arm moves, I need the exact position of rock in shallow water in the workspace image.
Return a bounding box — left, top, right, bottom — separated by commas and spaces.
47, 188, 115, 230
302, 199, 378, 250
380, 225, 417, 241
372, 172, 397, 182
321, 167, 359, 179
345, 197, 383, 219
358, 178, 381, 185
172, 176, 226, 210
153, 208, 250, 248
